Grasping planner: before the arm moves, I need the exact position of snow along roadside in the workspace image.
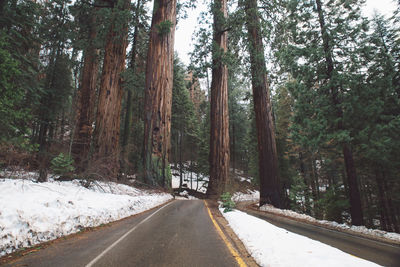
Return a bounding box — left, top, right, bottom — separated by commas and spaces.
259, 204, 400, 244
0, 178, 173, 256
232, 190, 400, 244
220, 208, 380, 267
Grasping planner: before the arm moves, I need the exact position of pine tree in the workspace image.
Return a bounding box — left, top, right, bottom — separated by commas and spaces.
35, 0, 74, 182
171, 56, 199, 188
242, 0, 282, 207
274, 0, 376, 225
0, 0, 41, 142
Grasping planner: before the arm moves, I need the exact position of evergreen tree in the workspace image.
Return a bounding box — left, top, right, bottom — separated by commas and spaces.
276, 0, 370, 225
143, 0, 177, 187
242, 0, 282, 207
71, 1, 101, 171
91, 0, 131, 180
171, 56, 199, 188
35, 0, 74, 182
207, 0, 230, 198
0, 0, 41, 143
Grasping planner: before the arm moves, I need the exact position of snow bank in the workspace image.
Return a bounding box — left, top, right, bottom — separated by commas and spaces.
232, 190, 259, 202
0, 178, 172, 256
260, 204, 400, 243
221, 209, 380, 267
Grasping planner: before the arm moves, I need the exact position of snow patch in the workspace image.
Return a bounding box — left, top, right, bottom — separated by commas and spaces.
232, 190, 259, 202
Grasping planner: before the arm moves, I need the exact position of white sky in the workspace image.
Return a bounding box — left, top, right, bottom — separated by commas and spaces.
174, 0, 397, 66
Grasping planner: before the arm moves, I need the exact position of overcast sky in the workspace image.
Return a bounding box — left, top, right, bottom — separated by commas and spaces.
174, 0, 397, 66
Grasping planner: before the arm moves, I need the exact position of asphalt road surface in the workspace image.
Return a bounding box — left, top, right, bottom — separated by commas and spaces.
3, 200, 238, 267
237, 203, 400, 267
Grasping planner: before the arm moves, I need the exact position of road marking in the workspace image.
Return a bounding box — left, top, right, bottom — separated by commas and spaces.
204, 200, 247, 267
85, 201, 173, 267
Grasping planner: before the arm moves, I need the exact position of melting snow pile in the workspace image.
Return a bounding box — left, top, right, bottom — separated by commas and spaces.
260, 204, 400, 243
221, 209, 380, 267
0, 177, 172, 256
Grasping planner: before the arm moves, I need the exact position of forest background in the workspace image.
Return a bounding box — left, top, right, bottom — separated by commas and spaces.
0, 0, 399, 233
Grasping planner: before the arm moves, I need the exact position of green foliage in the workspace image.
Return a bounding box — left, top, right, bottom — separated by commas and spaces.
0, 33, 27, 140
315, 187, 349, 223
221, 192, 235, 213
0, 0, 40, 141
288, 175, 309, 213
171, 56, 203, 174
246, 109, 259, 185
156, 20, 173, 36
51, 153, 75, 176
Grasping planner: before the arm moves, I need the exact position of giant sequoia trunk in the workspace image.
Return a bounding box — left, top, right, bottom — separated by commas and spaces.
91, 0, 130, 179
315, 0, 363, 225
207, 0, 230, 198
243, 0, 281, 207
72, 9, 99, 171
143, 0, 177, 187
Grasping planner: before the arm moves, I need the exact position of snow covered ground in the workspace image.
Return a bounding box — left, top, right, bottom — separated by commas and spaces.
221, 209, 380, 267
171, 171, 208, 193
232, 190, 259, 202
0, 176, 172, 256
260, 204, 400, 243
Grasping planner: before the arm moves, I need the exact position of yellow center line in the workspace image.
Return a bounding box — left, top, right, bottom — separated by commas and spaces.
203, 200, 247, 267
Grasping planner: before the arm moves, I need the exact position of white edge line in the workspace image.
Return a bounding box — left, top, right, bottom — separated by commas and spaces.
85, 201, 173, 267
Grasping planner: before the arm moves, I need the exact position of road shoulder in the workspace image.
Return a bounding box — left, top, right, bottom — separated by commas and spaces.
205, 200, 259, 267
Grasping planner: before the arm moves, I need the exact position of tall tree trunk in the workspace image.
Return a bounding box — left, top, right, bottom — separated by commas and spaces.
179, 132, 183, 189
143, 0, 177, 187
72, 9, 99, 171
232, 123, 236, 174
342, 144, 363, 225
308, 155, 318, 201
207, 0, 230, 199
382, 171, 399, 232
315, 0, 363, 225
243, 0, 281, 207
299, 152, 311, 214
121, 0, 142, 172
92, 0, 130, 180
37, 42, 63, 182
375, 170, 390, 231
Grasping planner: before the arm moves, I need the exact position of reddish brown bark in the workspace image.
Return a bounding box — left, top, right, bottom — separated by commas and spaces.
91, 0, 130, 179
243, 0, 281, 207
72, 10, 99, 170
207, 0, 230, 199
143, 0, 177, 186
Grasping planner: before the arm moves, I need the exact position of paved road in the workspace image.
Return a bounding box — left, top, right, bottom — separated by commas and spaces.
3, 200, 238, 267
237, 203, 400, 267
